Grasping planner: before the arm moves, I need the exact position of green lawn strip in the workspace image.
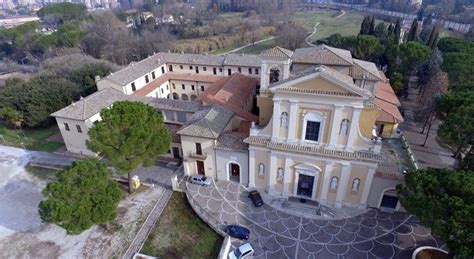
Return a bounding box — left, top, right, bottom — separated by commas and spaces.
140, 192, 222, 259
0, 122, 64, 152
237, 38, 277, 54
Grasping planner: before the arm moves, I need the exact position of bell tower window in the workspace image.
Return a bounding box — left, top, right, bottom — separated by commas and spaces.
270, 68, 280, 83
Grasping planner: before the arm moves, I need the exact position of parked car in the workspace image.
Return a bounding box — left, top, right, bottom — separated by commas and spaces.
225, 225, 250, 240
248, 190, 263, 207
228, 243, 254, 259
190, 175, 212, 186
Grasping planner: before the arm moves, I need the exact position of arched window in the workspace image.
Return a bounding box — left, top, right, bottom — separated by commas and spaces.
167, 94, 171, 99
302, 112, 324, 143
172, 93, 179, 100
269, 68, 280, 83
190, 94, 197, 101
181, 94, 189, 101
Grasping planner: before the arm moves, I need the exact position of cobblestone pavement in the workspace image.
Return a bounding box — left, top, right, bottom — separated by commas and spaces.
186, 180, 446, 259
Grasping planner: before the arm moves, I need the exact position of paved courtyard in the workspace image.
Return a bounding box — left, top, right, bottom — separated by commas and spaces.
186, 180, 446, 258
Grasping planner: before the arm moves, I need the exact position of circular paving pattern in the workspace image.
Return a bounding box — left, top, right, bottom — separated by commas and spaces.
186, 180, 446, 259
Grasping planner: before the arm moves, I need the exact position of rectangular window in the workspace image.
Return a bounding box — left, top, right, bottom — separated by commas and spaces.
195, 67, 199, 74
152, 71, 156, 79
145, 75, 149, 83
249, 68, 252, 74
182, 84, 185, 90
177, 112, 186, 123
76, 125, 82, 133
166, 84, 169, 90
255, 68, 259, 75
238, 67, 241, 73
131, 82, 136, 91
195, 143, 202, 155
219, 68, 223, 72
191, 85, 195, 90
228, 69, 231, 76
201, 86, 205, 91
305, 121, 321, 142
64, 123, 70, 131
168, 65, 173, 72
203, 67, 207, 71
172, 83, 176, 89
213, 67, 217, 75
164, 110, 175, 121
161, 67, 165, 74
189, 66, 193, 70
161, 88, 164, 94
180, 65, 184, 69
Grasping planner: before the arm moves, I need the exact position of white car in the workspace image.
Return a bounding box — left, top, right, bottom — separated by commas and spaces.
190, 175, 212, 186
228, 243, 254, 259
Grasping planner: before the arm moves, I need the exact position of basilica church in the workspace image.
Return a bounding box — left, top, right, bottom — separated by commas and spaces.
51, 44, 404, 210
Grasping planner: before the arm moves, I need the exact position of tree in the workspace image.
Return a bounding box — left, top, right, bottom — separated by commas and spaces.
394, 19, 401, 44
87, 101, 171, 191
426, 26, 440, 49
397, 169, 474, 257
407, 19, 419, 42
39, 159, 122, 235
0, 107, 23, 128
275, 22, 307, 50
37, 3, 87, 23
438, 103, 474, 158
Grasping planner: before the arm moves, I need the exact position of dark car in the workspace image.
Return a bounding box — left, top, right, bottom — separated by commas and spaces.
225, 225, 250, 240
248, 190, 263, 207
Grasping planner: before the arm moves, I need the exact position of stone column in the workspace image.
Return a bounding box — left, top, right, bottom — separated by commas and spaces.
346, 106, 362, 150
319, 161, 334, 205
287, 101, 298, 142
271, 100, 281, 140
283, 60, 291, 80
268, 153, 277, 195
335, 163, 351, 208
328, 105, 343, 148
248, 149, 256, 188
282, 157, 293, 197
360, 166, 376, 207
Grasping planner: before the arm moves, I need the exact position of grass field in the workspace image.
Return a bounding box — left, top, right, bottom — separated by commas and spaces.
0, 122, 64, 152
236, 38, 277, 54
140, 192, 222, 259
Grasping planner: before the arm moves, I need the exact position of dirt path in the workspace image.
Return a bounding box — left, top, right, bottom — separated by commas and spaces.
305, 9, 346, 47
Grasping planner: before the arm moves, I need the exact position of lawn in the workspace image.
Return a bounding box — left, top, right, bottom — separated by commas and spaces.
140, 192, 222, 259
236, 38, 277, 54
0, 122, 64, 152
290, 10, 340, 31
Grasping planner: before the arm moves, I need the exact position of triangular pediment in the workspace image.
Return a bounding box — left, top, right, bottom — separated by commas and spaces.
269, 67, 371, 98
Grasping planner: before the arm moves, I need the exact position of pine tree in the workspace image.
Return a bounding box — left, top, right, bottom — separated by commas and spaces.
407, 19, 419, 42
359, 16, 369, 35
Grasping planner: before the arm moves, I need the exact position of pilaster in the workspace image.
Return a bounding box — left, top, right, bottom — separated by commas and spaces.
335, 163, 351, 208
329, 105, 343, 148
360, 166, 376, 207
287, 101, 298, 142
319, 161, 334, 205
268, 153, 277, 195
248, 149, 256, 188
271, 100, 281, 140
282, 157, 293, 196
346, 107, 362, 150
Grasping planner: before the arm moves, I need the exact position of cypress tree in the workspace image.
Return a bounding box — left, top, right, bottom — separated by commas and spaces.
394, 19, 401, 44
369, 16, 375, 35
359, 16, 369, 35
407, 18, 419, 42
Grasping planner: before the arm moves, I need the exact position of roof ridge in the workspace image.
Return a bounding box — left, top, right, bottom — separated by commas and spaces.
322, 44, 353, 64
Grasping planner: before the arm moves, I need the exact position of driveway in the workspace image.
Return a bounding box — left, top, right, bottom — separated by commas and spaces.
186, 180, 446, 258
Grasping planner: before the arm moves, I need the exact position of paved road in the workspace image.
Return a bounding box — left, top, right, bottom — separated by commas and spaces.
186, 180, 446, 258
0, 144, 79, 168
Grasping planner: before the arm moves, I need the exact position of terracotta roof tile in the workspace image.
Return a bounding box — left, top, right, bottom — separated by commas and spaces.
196, 73, 258, 122
292, 45, 353, 66
260, 46, 293, 58
375, 71, 401, 106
